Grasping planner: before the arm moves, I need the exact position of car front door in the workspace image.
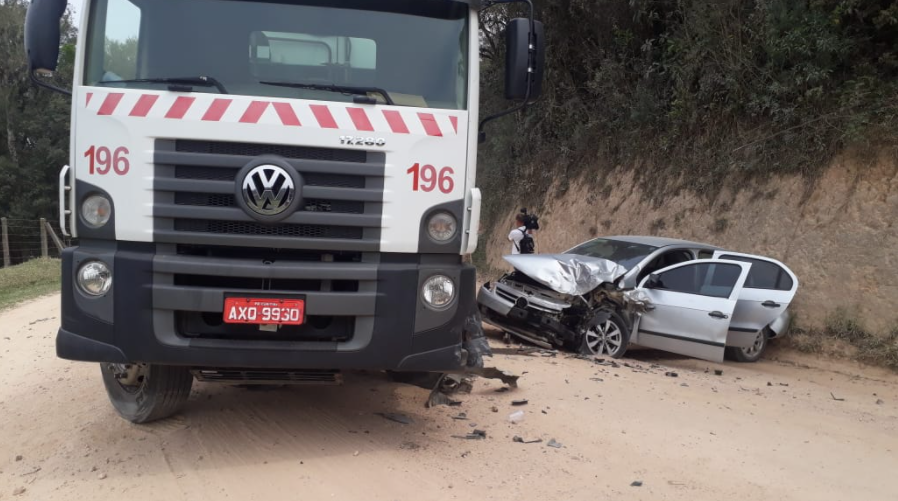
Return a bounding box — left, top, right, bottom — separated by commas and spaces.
631, 260, 751, 363
711, 251, 799, 346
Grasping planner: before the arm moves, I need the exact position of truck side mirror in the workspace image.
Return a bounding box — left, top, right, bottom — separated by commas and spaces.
504, 18, 545, 101
24, 0, 71, 95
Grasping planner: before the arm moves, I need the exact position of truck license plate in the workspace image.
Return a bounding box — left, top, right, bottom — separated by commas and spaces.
223, 298, 305, 325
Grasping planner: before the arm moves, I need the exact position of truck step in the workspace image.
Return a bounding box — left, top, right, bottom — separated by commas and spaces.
191, 368, 342, 385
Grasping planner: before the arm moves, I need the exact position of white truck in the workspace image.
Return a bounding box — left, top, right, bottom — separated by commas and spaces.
24, 0, 544, 422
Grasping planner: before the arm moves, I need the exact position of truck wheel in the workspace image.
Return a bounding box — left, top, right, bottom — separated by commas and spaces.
725, 329, 768, 363
580, 311, 630, 359
100, 363, 193, 423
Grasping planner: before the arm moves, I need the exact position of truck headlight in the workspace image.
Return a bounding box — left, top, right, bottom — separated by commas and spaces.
77, 261, 112, 296
426, 212, 457, 242
422, 275, 455, 309
81, 195, 112, 228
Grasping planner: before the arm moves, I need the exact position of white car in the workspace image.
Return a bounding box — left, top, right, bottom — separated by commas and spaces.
477, 236, 798, 363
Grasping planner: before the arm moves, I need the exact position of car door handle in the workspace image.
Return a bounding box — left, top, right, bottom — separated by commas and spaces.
708, 311, 729, 319
761, 300, 781, 308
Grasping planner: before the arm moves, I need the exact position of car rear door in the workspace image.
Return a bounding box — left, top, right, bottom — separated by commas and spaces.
631, 260, 751, 363
711, 251, 799, 346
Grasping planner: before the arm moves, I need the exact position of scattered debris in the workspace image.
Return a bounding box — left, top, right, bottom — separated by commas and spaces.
353, 451, 360, 456
589, 377, 604, 382
98, 473, 107, 480
876, 399, 884, 405
513, 436, 543, 444
20, 467, 41, 476
452, 430, 487, 440
400, 442, 421, 450
15, 455, 22, 461
779, 383, 789, 387
495, 387, 510, 393
511, 399, 529, 406
508, 410, 525, 423
491, 406, 499, 413
451, 413, 468, 420
376, 412, 413, 425
28, 317, 53, 325
440, 374, 474, 394
767, 382, 773, 386
13, 487, 26, 496
546, 439, 563, 448
665, 372, 678, 378
461, 451, 471, 458
680, 383, 689, 387
830, 392, 845, 402
631, 480, 643, 487
541, 409, 548, 415
427, 392, 462, 408
714, 369, 723, 376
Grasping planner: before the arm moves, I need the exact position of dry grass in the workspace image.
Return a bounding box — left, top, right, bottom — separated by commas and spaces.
0, 258, 61, 311
784, 309, 898, 371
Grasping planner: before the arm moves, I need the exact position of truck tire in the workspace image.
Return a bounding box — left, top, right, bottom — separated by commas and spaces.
100, 363, 193, 423
725, 329, 768, 363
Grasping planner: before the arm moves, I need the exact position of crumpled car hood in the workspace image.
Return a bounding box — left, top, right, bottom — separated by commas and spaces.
503, 254, 628, 296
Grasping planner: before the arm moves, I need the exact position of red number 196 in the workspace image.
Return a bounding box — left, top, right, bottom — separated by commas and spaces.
84, 145, 130, 175
407, 163, 454, 194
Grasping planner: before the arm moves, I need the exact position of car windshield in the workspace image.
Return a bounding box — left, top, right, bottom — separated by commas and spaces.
84, 0, 469, 110
566, 238, 657, 270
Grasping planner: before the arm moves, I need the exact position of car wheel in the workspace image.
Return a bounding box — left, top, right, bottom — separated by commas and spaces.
726, 330, 768, 363
101, 363, 193, 423
580, 311, 630, 359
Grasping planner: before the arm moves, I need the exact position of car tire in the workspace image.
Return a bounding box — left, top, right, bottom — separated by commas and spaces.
101, 363, 193, 423
579, 310, 630, 359
725, 329, 769, 363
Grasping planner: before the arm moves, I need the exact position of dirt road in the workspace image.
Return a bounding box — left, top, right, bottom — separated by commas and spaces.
1, 295, 897, 500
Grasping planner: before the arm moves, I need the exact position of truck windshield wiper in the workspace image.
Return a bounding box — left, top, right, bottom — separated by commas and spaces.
97, 76, 229, 94
259, 81, 394, 106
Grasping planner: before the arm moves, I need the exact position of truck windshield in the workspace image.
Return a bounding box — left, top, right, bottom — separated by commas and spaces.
83, 0, 470, 110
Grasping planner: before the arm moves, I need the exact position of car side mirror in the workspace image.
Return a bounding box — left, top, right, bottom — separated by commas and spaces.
646, 274, 660, 289
504, 18, 545, 101
24, 0, 71, 95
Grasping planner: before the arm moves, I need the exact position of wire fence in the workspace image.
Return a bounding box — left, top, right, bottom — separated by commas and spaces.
1, 217, 72, 267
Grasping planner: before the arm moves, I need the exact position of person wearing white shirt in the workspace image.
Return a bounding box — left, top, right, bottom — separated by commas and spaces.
508, 214, 532, 254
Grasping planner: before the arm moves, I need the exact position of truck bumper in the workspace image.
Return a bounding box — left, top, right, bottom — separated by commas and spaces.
58, 242, 476, 372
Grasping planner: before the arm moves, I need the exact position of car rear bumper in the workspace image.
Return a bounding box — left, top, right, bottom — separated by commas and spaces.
58, 242, 476, 372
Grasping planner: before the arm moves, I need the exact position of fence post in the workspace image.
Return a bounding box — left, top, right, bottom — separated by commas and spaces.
40, 218, 49, 258
44, 221, 65, 253
1, 217, 9, 268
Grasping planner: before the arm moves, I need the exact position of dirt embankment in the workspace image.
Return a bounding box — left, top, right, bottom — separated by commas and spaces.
483, 151, 898, 334
3, 295, 898, 500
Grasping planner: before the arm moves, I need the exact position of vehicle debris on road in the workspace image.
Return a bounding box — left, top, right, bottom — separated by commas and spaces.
546, 438, 563, 448
376, 413, 413, 425
513, 436, 543, 444
511, 399, 529, 406
452, 429, 487, 440
508, 410, 525, 423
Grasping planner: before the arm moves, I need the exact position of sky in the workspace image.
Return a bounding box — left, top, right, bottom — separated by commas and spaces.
69, 0, 83, 25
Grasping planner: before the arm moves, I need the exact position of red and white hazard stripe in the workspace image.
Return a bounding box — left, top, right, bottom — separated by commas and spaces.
84, 90, 459, 137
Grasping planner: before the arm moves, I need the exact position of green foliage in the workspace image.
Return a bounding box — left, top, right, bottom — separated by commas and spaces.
0, 1, 77, 221
0, 258, 60, 311
477, 0, 898, 228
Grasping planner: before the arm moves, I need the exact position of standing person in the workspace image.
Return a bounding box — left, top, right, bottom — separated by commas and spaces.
509, 214, 535, 254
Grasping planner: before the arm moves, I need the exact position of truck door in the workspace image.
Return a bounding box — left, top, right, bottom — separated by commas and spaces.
632, 260, 751, 363
711, 251, 799, 346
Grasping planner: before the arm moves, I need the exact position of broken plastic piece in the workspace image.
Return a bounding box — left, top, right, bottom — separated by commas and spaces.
547, 438, 562, 448
376, 413, 412, 425
508, 410, 525, 423
513, 436, 543, 444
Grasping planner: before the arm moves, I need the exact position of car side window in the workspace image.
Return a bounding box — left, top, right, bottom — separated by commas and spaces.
653, 263, 741, 298
718, 254, 792, 291
637, 250, 694, 283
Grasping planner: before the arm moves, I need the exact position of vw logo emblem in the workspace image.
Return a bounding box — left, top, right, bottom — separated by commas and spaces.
235, 159, 302, 222
243, 165, 294, 215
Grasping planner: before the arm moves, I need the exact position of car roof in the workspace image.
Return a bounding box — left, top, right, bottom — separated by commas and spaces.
604, 235, 721, 250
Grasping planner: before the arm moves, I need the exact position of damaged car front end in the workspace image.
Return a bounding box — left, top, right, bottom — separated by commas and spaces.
478, 254, 632, 356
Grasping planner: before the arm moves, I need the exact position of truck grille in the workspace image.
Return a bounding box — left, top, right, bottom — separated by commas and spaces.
153, 139, 384, 251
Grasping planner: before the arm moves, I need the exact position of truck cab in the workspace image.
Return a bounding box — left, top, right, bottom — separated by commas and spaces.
25, 0, 544, 422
